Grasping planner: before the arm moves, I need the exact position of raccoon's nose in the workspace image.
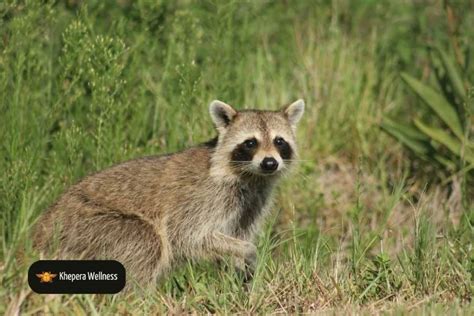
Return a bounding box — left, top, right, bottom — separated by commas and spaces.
260, 157, 278, 172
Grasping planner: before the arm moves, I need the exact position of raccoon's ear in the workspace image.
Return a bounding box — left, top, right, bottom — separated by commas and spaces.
283, 99, 305, 127
209, 100, 237, 130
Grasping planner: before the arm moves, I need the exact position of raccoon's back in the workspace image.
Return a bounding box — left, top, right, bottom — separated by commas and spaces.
33, 146, 211, 229
74, 146, 213, 214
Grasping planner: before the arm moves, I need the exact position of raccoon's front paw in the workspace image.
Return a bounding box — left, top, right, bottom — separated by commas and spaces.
234, 258, 254, 283
243, 241, 257, 258
242, 242, 257, 282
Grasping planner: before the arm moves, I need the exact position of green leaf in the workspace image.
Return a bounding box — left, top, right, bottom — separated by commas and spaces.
414, 119, 474, 164
401, 73, 464, 139
432, 45, 466, 101
434, 155, 457, 171
381, 118, 455, 168
382, 117, 429, 141
381, 118, 432, 157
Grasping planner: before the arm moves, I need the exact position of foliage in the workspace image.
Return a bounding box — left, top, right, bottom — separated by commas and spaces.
381, 44, 473, 177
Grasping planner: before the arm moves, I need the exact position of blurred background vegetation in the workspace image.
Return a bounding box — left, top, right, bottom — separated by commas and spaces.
0, 0, 473, 314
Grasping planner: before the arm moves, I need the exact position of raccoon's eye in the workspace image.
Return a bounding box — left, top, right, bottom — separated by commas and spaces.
274, 137, 286, 146
243, 138, 257, 149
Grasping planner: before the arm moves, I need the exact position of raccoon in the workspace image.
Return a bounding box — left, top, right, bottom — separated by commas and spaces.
33, 99, 305, 287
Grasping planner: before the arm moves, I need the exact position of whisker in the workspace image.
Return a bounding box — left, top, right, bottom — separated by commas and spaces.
282, 159, 314, 162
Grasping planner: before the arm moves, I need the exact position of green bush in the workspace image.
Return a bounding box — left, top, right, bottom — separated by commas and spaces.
381, 44, 473, 177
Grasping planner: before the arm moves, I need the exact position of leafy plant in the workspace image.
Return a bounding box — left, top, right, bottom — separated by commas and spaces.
357, 253, 401, 302
381, 44, 473, 176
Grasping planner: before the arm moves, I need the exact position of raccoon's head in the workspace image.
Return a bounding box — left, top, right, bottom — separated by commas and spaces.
209, 99, 304, 180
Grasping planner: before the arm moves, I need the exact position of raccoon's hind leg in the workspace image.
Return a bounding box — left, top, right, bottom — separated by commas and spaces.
58, 209, 166, 287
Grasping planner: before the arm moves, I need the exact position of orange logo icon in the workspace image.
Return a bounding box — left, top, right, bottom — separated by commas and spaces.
36, 272, 57, 283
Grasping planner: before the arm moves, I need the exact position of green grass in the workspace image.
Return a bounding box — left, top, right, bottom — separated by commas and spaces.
1, 1, 473, 314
